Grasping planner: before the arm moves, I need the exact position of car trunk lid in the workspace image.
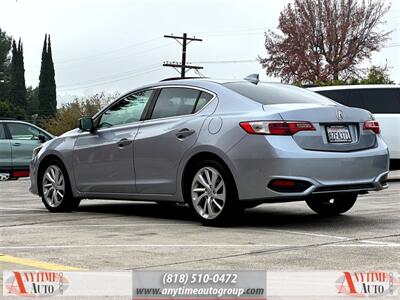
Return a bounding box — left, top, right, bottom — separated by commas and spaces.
263, 103, 377, 152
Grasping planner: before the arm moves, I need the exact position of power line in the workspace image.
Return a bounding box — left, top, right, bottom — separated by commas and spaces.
27, 37, 163, 68
28, 43, 171, 71
57, 63, 161, 88
57, 67, 163, 92
163, 33, 203, 78
55, 37, 162, 65
193, 59, 258, 64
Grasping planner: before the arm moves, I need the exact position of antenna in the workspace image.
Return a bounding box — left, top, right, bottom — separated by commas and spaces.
244, 74, 259, 85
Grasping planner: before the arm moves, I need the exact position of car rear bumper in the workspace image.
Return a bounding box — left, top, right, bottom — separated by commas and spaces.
227, 135, 390, 201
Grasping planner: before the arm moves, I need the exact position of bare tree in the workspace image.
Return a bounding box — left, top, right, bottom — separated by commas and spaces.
259, 0, 391, 84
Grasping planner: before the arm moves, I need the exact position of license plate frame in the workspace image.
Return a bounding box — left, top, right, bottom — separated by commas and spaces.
326, 125, 352, 143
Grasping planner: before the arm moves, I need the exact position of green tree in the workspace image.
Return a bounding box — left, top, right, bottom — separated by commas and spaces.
358, 65, 394, 85
0, 28, 12, 102
26, 86, 39, 115
0, 100, 26, 119
313, 65, 394, 86
38, 34, 57, 117
9, 39, 27, 113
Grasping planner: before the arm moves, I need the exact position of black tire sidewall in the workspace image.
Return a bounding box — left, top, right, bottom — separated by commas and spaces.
40, 159, 79, 212
306, 193, 358, 216
185, 159, 239, 226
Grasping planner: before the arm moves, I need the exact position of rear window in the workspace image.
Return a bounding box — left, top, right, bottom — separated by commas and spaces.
316, 88, 400, 113
224, 82, 335, 105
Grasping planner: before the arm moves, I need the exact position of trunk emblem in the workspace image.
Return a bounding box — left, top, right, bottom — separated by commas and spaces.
336, 110, 344, 120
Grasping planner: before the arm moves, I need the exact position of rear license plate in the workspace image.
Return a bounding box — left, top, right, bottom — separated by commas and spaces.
326, 125, 352, 143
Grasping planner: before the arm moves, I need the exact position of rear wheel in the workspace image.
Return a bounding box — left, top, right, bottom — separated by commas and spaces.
186, 160, 239, 226
40, 160, 81, 212
306, 193, 357, 216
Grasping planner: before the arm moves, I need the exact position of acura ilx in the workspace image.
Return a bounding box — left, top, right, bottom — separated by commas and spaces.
30, 76, 389, 225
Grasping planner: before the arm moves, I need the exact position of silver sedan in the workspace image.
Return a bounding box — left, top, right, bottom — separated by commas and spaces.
30, 77, 389, 226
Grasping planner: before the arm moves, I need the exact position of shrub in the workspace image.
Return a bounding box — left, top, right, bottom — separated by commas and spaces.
41, 92, 118, 136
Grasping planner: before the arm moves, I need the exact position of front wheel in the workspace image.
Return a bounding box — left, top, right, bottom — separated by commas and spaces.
40, 160, 81, 212
186, 160, 239, 226
306, 193, 358, 216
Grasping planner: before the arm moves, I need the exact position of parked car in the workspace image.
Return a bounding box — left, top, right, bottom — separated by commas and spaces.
0, 119, 53, 181
30, 77, 389, 225
309, 85, 400, 170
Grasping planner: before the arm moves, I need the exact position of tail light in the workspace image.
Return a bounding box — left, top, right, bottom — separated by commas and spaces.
239, 121, 315, 135
12, 170, 29, 178
363, 121, 380, 134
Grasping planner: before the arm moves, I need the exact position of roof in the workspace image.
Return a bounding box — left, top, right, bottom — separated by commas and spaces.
309, 84, 399, 91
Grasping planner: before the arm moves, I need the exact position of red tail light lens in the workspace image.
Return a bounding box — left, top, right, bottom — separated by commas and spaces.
239, 121, 315, 135
12, 170, 29, 178
363, 121, 380, 134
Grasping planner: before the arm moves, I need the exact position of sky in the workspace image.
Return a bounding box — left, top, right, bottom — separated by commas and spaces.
1, 0, 399, 104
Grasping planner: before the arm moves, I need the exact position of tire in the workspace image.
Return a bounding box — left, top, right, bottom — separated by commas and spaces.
306, 193, 358, 216
40, 159, 81, 212
185, 159, 239, 226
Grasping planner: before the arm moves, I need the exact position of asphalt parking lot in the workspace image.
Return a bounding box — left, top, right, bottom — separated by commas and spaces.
1, 175, 399, 279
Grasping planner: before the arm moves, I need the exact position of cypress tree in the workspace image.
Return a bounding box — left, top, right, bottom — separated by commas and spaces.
38, 34, 57, 117
0, 28, 12, 102
9, 40, 17, 103
17, 39, 26, 110
9, 39, 26, 113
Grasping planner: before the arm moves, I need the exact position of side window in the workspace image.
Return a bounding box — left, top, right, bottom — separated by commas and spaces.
318, 90, 349, 105
0, 124, 5, 139
7, 123, 41, 140
358, 89, 400, 113
99, 90, 152, 128
347, 90, 366, 110
194, 92, 214, 113
151, 88, 201, 119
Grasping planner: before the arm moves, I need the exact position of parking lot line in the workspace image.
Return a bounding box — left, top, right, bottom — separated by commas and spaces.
255, 228, 350, 240
0, 244, 287, 249
1, 223, 191, 228
0, 254, 86, 270
0, 207, 46, 211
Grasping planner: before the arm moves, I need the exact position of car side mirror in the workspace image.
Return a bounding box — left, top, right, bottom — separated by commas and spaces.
78, 117, 94, 132
38, 134, 46, 143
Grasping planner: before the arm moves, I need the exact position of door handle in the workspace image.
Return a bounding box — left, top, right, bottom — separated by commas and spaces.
117, 138, 132, 148
12, 142, 21, 146
176, 128, 195, 139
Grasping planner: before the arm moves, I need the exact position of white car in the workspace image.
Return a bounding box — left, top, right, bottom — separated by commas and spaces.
309, 85, 400, 169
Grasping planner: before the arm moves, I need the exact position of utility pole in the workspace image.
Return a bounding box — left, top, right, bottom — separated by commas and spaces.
163, 33, 203, 78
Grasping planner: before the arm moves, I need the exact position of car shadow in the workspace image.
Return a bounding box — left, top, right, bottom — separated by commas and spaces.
74, 200, 380, 231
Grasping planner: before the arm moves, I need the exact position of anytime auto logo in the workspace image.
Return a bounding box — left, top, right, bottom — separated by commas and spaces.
336, 271, 400, 297
4, 271, 69, 297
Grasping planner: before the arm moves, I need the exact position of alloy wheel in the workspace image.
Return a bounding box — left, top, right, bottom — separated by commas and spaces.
191, 166, 226, 220
42, 165, 65, 208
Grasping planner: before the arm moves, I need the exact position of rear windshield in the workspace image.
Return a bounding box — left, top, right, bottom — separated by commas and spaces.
315, 88, 400, 114
223, 82, 335, 105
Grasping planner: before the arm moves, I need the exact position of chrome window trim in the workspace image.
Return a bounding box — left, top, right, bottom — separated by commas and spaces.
92, 85, 217, 127
143, 85, 217, 123
93, 88, 154, 130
